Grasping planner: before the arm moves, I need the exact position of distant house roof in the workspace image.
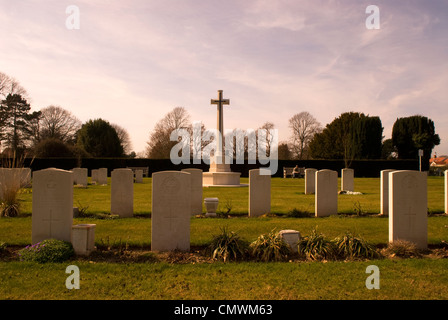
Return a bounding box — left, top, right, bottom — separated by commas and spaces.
430, 156, 448, 166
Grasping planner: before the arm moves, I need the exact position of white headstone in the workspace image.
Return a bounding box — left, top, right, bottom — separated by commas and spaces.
181, 168, 203, 215
72, 168, 88, 187
304, 168, 317, 194
97, 168, 108, 185
135, 170, 143, 183
31, 168, 74, 244
111, 168, 134, 218
19, 168, 32, 188
341, 168, 354, 192
0, 168, 21, 200
389, 170, 427, 249
91, 169, 98, 184
315, 169, 338, 217
380, 169, 395, 215
151, 171, 191, 251
249, 169, 271, 217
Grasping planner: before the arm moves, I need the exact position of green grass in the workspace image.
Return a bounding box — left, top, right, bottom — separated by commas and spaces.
1, 176, 447, 300
1, 259, 448, 299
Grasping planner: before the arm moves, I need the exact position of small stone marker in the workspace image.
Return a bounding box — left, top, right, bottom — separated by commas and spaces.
111, 168, 134, 218
97, 168, 108, 185
304, 168, 317, 194
204, 198, 219, 217
72, 168, 88, 187
151, 171, 191, 251
380, 169, 395, 215
71, 224, 96, 256
181, 168, 203, 215
32, 168, 74, 244
279, 230, 301, 253
389, 170, 427, 249
315, 169, 338, 217
249, 168, 271, 217
341, 168, 354, 192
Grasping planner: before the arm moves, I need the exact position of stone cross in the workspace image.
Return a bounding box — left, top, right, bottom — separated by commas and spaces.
210, 90, 230, 165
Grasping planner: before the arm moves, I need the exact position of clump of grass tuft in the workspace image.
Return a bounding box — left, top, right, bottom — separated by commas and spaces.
334, 231, 381, 260
381, 240, 423, 259
207, 227, 248, 262
297, 228, 336, 261
287, 208, 313, 218
0, 187, 20, 217
249, 229, 291, 262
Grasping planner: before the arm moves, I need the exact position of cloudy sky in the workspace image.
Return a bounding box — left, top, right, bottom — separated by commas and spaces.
1, 0, 447, 156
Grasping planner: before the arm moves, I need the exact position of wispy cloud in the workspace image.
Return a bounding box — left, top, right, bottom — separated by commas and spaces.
0, 0, 447, 154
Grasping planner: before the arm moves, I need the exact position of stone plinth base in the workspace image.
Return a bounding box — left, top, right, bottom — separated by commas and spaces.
203, 171, 245, 187
71, 224, 96, 256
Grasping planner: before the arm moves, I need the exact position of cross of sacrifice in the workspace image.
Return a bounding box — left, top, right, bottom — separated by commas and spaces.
210, 90, 230, 163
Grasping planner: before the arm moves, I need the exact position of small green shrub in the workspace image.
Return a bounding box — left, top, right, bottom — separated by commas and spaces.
334, 232, 380, 260
207, 227, 248, 262
249, 229, 291, 262
18, 239, 75, 263
297, 228, 336, 261
287, 208, 313, 218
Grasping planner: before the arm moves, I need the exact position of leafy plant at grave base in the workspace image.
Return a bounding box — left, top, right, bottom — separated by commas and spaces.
333, 231, 381, 260
76, 200, 90, 217
0, 188, 20, 217
297, 228, 336, 261
216, 199, 233, 218
287, 208, 313, 218
18, 239, 75, 263
352, 201, 368, 217
381, 240, 423, 259
0, 241, 7, 254
249, 229, 291, 262
206, 227, 248, 262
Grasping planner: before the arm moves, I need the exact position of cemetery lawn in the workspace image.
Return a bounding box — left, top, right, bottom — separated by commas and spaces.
1, 177, 447, 300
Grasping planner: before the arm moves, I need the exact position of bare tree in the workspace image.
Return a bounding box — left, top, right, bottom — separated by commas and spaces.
289, 112, 322, 160
111, 123, 133, 155
38, 106, 82, 144
258, 121, 276, 157
146, 107, 191, 159
0, 72, 28, 99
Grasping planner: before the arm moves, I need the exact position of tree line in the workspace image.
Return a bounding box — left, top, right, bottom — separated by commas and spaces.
1, 71, 440, 164
0, 72, 132, 159
145, 106, 440, 167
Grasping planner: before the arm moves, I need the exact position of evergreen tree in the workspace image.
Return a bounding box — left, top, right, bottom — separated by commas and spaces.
0, 94, 41, 154
392, 115, 440, 170
309, 112, 383, 165
76, 118, 124, 157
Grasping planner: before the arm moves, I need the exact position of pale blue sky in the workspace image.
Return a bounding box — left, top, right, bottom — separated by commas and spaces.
1, 0, 447, 156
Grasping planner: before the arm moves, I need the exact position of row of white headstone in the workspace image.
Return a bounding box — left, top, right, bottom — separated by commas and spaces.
29, 167, 447, 254
304, 168, 432, 249
72, 167, 144, 187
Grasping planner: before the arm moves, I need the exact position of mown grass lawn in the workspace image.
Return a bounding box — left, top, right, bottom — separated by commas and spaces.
0, 176, 447, 300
